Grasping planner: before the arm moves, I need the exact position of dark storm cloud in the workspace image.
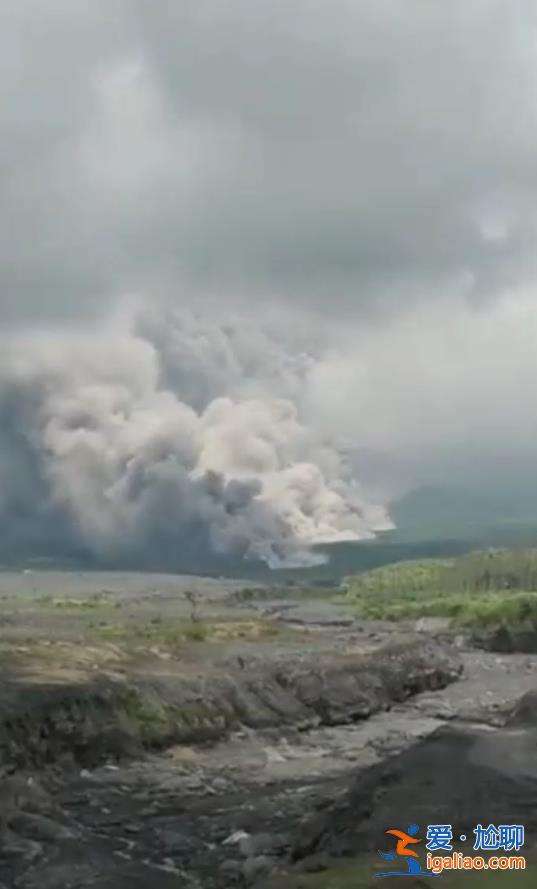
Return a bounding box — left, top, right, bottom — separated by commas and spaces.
130, 0, 537, 306
3, 0, 537, 319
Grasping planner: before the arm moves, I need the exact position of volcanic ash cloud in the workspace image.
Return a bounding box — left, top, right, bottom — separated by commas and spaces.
0, 310, 392, 567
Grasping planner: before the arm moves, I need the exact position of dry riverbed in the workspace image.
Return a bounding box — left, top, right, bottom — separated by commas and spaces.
0, 572, 535, 888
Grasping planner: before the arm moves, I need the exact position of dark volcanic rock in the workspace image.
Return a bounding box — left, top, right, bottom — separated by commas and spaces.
0, 640, 461, 769
473, 624, 537, 653
505, 688, 537, 726
0, 647, 534, 889
290, 715, 537, 865
0, 640, 462, 887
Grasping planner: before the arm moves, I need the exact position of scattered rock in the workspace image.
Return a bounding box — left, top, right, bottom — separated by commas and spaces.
506, 689, 537, 726
223, 829, 250, 846
220, 859, 241, 880
159, 829, 193, 854
238, 832, 275, 858
242, 854, 274, 884
474, 624, 537, 654
290, 718, 537, 866
263, 747, 286, 764
9, 813, 76, 843
414, 617, 451, 634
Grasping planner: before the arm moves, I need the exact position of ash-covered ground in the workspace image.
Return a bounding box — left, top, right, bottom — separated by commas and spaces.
0, 571, 535, 888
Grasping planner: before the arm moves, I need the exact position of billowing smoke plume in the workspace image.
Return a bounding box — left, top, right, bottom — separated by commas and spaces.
0, 305, 391, 569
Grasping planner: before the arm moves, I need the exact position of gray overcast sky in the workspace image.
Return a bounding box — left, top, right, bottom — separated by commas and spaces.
3, 0, 537, 502
3, 0, 537, 321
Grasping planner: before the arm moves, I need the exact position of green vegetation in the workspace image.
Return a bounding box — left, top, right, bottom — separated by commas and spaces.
229, 582, 339, 604
96, 617, 279, 648
98, 618, 210, 646
119, 687, 178, 746
182, 620, 209, 641
342, 559, 452, 597
342, 548, 537, 629
448, 547, 537, 592
344, 548, 537, 596
349, 588, 537, 627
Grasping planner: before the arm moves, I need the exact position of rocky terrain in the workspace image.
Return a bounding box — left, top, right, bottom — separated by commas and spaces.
0, 571, 534, 887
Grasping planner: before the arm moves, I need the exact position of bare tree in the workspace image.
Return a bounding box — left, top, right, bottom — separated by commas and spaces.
184, 590, 201, 622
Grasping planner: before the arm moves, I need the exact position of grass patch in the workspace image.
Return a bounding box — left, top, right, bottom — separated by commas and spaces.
455, 591, 537, 628
96, 617, 279, 649
349, 587, 537, 628
98, 619, 209, 646
182, 621, 209, 641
